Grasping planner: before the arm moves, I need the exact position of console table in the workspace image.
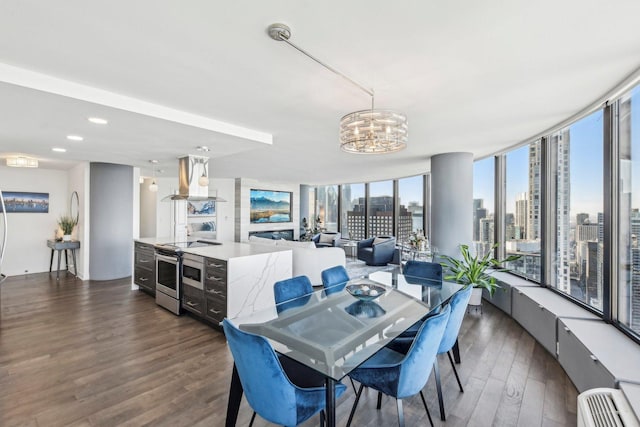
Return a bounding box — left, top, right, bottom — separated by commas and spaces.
47, 239, 80, 280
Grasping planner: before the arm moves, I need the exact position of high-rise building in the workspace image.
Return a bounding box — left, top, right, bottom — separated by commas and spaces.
396, 204, 414, 244
473, 199, 487, 242
576, 224, 598, 242
576, 212, 589, 226
528, 142, 542, 241
515, 192, 528, 239
549, 131, 571, 292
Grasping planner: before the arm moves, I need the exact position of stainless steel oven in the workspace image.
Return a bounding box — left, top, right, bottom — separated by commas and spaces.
155, 251, 181, 314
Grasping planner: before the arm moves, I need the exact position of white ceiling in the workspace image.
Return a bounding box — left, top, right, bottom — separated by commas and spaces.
1, 0, 639, 184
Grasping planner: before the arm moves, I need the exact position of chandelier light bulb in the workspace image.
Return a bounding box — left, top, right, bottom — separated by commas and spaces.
148, 179, 158, 192
198, 173, 209, 187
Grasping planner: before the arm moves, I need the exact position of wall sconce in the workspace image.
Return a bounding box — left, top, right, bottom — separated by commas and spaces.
6, 156, 38, 168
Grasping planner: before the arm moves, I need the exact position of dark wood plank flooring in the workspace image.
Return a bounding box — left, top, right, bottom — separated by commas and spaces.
0, 272, 577, 426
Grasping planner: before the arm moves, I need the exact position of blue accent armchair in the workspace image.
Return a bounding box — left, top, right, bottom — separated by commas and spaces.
357, 236, 397, 266
311, 232, 341, 248
222, 319, 347, 427
345, 305, 451, 427
321, 265, 350, 295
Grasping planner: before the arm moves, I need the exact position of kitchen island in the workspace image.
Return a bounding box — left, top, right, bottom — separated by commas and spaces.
133, 238, 292, 325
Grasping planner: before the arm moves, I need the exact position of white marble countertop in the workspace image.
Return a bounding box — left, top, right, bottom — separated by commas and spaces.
134, 238, 291, 261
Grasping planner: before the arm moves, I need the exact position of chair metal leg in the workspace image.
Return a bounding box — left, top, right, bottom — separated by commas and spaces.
433, 358, 446, 421
346, 384, 364, 427
320, 409, 325, 427
419, 391, 434, 427
349, 377, 357, 394
448, 350, 464, 392
248, 411, 257, 427
377, 391, 383, 409
396, 399, 405, 427
452, 338, 461, 363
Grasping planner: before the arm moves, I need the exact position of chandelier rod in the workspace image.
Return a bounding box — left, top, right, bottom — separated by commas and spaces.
268, 23, 374, 99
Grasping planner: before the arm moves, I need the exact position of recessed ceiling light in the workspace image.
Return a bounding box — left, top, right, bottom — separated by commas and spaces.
52, 147, 67, 153
67, 135, 84, 141
88, 117, 108, 125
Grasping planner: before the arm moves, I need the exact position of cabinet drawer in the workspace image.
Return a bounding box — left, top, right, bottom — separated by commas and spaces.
135, 250, 155, 268
512, 289, 557, 356
205, 296, 226, 324
182, 285, 204, 316
204, 284, 226, 301
205, 272, 226, 290
134, 266, 155, 291
558, 320, 615, 392
205, 258, 227, 272
135, 242, 155, 254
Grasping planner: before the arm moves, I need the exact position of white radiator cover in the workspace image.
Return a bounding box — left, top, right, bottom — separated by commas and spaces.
578, 388, 639, 427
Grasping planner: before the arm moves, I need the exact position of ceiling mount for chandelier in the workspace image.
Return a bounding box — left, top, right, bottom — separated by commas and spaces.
267, 23, 408, 154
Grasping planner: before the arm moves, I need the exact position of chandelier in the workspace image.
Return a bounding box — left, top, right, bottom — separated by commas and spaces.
268, 23, 408, 154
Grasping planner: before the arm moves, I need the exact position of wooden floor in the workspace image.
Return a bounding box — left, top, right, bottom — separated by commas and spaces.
0, 272, 577, 427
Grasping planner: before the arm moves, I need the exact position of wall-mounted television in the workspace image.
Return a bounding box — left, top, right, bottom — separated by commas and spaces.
250, 189, 292, 223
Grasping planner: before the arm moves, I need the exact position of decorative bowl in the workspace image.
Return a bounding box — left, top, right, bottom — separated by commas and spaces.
346, 282, 386, 302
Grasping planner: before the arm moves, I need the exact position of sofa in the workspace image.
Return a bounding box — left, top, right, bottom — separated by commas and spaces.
248, 236, 346, 286
357, 236, 397, 266
311, 232, 341, 248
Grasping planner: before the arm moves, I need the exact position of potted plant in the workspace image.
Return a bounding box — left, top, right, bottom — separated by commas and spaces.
439, 243, 520, 306
58, 215, 77, 241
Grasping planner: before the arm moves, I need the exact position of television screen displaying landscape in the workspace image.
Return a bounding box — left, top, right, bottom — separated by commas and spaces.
250, 189, 291, 223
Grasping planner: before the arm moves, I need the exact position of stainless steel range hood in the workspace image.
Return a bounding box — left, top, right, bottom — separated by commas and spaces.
163, 155, 226, 202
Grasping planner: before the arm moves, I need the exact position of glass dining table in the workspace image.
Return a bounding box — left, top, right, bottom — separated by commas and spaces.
224, 270, 463, 427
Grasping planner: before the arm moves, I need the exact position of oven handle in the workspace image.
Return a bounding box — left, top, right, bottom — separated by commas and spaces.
155, 253, 179, 263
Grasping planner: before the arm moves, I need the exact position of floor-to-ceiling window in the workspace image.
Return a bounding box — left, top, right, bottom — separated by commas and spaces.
503, 142, 541, 281
549, 111, 604, 311
368, 180, 394, 238
473, 157, 495, 256
397, 175, 424, 244
315, 185, 338, 232
340, 183, 365, 240
618, 85, 640, 334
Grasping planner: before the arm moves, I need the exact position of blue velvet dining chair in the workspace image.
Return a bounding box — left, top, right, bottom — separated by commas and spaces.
274, 275, 314, 312
396, 261, 443, 338
386, 285, 473, 421
346, 304, 451, 427
321, 265, 350, 295
402, 260, 443, 284
223, 319, 347, 427
432, 284, 473, 420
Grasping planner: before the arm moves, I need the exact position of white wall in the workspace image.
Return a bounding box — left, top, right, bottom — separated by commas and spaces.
209, 178, 235, 242
68, 162, 90, 279
235, 178, 300, 242
0, 165, 70, 276
139, 177, 157, 238
152, 177, 235, 241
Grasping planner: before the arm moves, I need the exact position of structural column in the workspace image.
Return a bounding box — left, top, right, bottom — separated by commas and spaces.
431, 152, 473, 258
89, 162, 134, 280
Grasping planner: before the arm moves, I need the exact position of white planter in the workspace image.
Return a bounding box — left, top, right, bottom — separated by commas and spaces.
63, 234, 72, 241
468, 287, 483, 306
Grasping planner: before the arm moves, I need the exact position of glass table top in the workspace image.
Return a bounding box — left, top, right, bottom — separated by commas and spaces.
228, 271, 463, 380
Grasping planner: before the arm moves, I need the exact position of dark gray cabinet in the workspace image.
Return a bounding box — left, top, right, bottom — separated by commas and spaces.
182, 283, 204, 316
134, 242, 155, 294
204, 257, 227, 325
